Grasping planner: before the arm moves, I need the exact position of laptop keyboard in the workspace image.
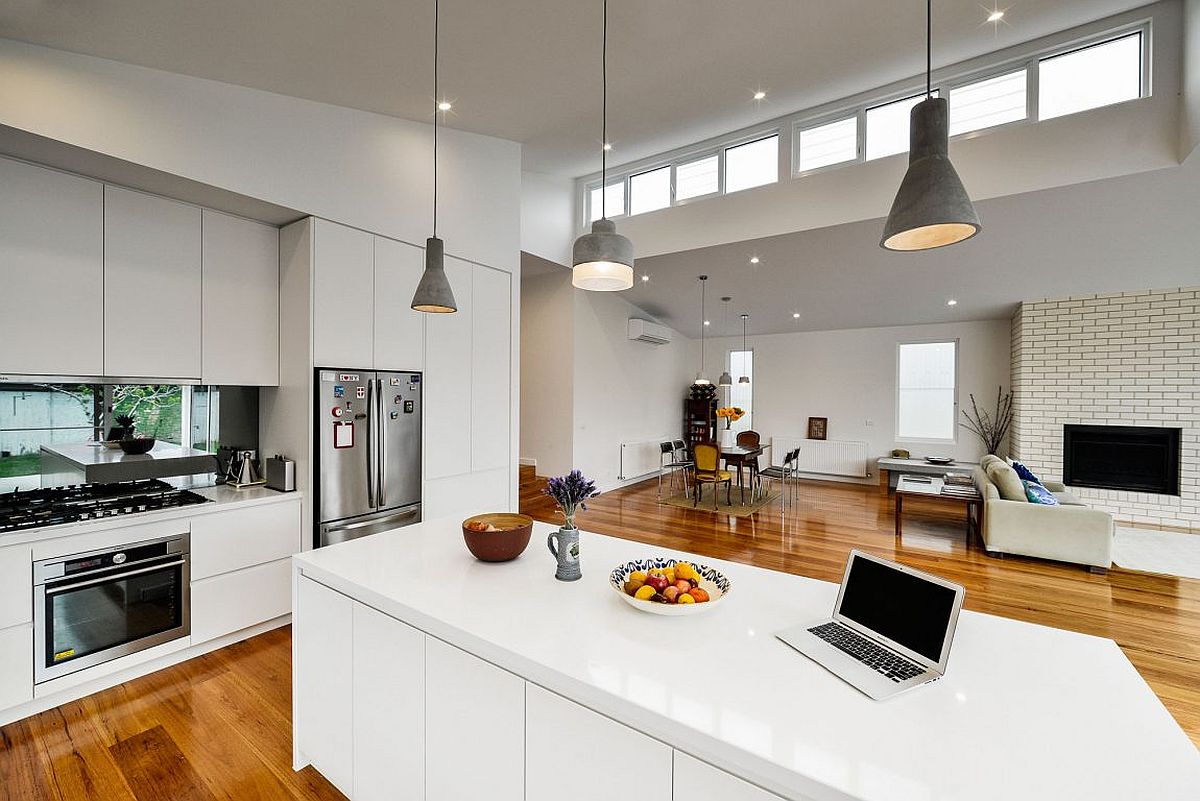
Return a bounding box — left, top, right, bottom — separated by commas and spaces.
808, 622, 925, 683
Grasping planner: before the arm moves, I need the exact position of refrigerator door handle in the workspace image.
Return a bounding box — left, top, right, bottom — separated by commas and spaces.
376, 378, 387, 507
366, 377, 376, 508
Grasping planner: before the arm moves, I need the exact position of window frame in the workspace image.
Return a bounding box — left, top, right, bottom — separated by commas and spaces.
793, 111, 862, 178
627, 164, 673, 217
1034, 28, 1149, 122
672, 149, 723, 205
894, 339, 960, 445
721, 131, 781, 194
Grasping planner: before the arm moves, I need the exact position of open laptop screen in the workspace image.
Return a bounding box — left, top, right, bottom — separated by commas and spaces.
837, 555, 957, 662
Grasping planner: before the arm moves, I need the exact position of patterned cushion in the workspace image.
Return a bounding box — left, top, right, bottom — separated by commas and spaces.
1008, 458, 1040, 484
1024, 480, 1060, 505
987, 462, 1028, 502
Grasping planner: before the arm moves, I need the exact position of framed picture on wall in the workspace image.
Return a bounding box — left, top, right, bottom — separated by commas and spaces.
807, 417, 828, 440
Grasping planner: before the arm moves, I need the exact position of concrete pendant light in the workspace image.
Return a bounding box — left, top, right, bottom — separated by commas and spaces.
718, 297, 733, 387
881, 0, 981, 252
693, 276, 711, 385
572, 0, 634, 291
412, 0, 458, 313
738, 314, 751, 384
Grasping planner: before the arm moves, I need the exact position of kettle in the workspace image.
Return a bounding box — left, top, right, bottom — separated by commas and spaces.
226, 450, 263, 487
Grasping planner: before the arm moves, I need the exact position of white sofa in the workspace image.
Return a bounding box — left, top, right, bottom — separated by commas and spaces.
973, 455, 1113, 572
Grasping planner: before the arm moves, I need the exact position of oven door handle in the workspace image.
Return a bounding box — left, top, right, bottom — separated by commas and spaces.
44, 559, 187, 595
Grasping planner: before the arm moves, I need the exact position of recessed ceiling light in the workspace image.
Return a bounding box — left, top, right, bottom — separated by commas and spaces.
792, 312, 801, 319
704, 320, 711, 326
749, 256, 760, 264
437, 100, 452, 111
640, 274, 649, 282
947, 299, 958, 306
753, 90, 766, 101
987, 10, 1004, 23
602, 142, 612, 151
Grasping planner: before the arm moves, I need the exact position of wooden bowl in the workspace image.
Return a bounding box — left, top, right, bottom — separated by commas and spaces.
118, 437, 156, 455
461, 513, 534, 562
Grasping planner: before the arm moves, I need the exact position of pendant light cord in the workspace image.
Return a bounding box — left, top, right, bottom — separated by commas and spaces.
600, 0, 608, 220
433, 0, 440, 238
700, 278, 706, 371
926, 0, 932, 97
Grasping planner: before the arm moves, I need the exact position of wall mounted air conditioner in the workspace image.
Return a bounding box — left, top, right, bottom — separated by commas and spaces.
628, 319, 672, 345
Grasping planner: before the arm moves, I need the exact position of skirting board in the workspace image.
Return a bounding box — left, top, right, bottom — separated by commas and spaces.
519, 457, 537, 468
0, 614, 291, 728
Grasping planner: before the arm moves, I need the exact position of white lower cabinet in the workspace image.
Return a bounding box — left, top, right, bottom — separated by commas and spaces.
295, 576, 355, 798
426, 636, 525, 801
0, 624, 33, 710
526, 684, 672, 801
0, 544, 32, 630
673, 751, 788, 801
191, 559, 292, 644
351, 603, 425, 801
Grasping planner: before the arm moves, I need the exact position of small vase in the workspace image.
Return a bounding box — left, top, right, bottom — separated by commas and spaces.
719, 428, 735, 448
547, 526, 581, 581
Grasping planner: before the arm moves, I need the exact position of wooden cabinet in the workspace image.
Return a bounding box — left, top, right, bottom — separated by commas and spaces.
0, 544, 32, 630
471, 266, 512, 472
201, 210, 279, 385
426, 636, 524, 801
0, 157, 104, 377
103, 186, 202, 379
0, 625, 33, 711
673, 752, 789, 801
372, 236, 425, 372
526, 684, 672, 801
294, 575, 355, 798
312, 219, 374, 368
423, 256, 474, 480
352, 603, 425, 801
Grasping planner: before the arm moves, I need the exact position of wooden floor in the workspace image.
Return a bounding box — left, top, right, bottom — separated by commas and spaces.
521, 466, 1200, 747
0, 626, 345, 801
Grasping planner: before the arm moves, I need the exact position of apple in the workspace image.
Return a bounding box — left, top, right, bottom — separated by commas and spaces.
673, 579, 692, 594
644, 573, 670, 592
662, 586, 680, 603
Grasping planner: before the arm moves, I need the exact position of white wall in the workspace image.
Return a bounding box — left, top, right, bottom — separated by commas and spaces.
0, 37, 519, 272
701, 320, 1012, 482
1185, 0, 1200, 160
570, 292, 695, 491
521, 172, 576, 266
519, 268, 574, 477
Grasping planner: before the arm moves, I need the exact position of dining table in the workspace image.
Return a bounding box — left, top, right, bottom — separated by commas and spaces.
720, 443, 764, 504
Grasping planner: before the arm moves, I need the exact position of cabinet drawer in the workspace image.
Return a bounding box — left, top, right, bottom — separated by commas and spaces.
0, 545, 32, 630
673, 751, 790, 801
190, 501, 300, 580
190, 558, 291, 644
0, 624, 33, 711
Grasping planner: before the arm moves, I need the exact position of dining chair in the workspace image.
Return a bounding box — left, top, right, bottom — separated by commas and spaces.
735, 430, 763, 500
759, 447, 801, 507
692, 442, 732, 510
658, 440, 692, 499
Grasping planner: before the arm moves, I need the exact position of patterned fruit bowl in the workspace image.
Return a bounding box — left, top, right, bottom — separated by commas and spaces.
609, 558, 731, 616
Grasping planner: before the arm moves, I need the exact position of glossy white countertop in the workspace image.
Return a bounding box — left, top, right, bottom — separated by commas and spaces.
294, 518, 1200, 801
0, 483, 301, 547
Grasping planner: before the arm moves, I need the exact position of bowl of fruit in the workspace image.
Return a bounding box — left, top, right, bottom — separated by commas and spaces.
610, 558, 730, 616
462, 513, 534, 562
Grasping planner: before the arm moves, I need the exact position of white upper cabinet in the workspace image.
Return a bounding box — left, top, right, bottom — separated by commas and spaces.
201, 210, 279, 385
423, 256, 473, 480
471, 266, 511, 472
103, 186, 202, 379
372, 236, 425, 372
0, 158, 104, 377
312, 219, 374, 368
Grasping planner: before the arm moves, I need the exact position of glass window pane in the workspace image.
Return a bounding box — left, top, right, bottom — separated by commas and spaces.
798, 118, 858, 172
675, 154, 719, 200
896, 342, 957, 440
865, 91, 938, 161
629, 166, 671, 215
728, 350, 753, 432
588, 182, 625, 221
1039, 33, 1142, 121
949, 70, 1027, 135
111, 385, 184, 445
0, 384, 98, 484
724, 135, 779, 193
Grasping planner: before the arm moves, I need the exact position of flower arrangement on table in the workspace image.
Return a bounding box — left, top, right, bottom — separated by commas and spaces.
543, 469, 600, 530
715, 406, 745, 430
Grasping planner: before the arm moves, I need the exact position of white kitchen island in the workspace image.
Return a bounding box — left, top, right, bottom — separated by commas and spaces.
292, 519, 1200, 801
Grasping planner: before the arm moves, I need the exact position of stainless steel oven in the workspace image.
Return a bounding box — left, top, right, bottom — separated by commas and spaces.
33, 533, 190, 683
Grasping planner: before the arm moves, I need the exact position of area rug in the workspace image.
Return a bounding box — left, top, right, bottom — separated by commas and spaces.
659, 488, 781, 518
1112, 527, 1200, 580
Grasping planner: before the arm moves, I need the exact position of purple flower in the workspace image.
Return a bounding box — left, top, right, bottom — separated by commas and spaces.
543, 469, 600, 527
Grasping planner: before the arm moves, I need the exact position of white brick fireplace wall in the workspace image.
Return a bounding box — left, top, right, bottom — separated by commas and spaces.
1010, 288, 1199, 531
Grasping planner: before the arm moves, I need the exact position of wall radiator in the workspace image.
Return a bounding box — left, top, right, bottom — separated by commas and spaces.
618, 439, 669, 481
770, 437, 869, 478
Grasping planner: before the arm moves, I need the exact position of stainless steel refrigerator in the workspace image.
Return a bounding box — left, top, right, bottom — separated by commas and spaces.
315, 369, 421, 547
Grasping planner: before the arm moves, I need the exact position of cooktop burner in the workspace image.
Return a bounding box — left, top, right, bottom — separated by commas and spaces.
0, 479, 211, 533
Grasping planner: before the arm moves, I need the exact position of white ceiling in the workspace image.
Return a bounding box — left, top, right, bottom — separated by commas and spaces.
624, 157, 1200, 338
0, 0, 1151, 176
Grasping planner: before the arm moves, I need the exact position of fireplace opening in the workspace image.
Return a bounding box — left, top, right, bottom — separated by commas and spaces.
1062, 425, 1181, 495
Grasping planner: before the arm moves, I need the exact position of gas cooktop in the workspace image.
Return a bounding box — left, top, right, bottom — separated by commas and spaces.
0, 479, 211, 533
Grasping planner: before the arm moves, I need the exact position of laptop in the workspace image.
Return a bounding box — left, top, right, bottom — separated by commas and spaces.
776, 550, 965, 700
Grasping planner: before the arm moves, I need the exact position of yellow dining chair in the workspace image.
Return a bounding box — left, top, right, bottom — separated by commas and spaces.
692, 442, 732, 510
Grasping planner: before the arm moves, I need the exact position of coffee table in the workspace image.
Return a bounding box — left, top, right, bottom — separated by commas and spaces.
894, 474, 982, 546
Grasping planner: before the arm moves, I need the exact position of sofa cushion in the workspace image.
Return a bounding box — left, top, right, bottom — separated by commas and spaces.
1024, 480, 1060, 505
987, 462, 1028, 502
1008, 458, 1040, 484
980, 454, 1004, 472
1052, 490, 1087, 507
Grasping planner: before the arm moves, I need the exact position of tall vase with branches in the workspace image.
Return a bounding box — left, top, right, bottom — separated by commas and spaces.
960, 386, 1014, 456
